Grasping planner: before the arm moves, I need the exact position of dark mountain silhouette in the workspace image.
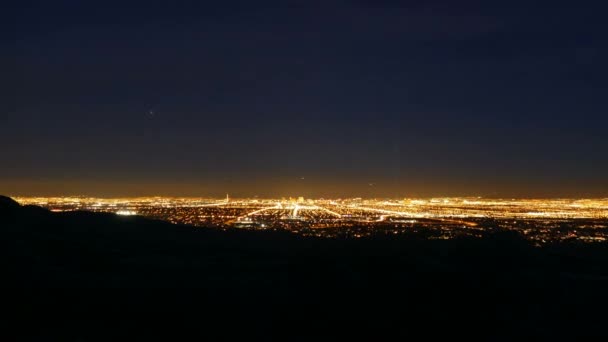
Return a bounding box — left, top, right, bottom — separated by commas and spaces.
3, 196, 607, 340
0, 195, 20, 212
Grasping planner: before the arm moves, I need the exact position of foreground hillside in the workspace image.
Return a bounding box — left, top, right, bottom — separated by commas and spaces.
2, 195, 608, 340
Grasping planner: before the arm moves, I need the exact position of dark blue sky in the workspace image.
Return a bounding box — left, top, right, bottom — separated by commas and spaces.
2, 0, 607, 197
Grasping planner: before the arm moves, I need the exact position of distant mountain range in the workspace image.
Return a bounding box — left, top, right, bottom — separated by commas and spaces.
2, 195, 607, 340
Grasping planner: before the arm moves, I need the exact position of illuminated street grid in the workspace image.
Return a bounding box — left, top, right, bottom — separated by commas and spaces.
15, 197, 608, 245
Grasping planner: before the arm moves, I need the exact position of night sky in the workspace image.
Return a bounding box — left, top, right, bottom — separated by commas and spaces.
3, 1, 607, 198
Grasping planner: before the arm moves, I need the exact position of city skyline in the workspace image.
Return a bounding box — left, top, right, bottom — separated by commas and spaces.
14, 196, 608, 244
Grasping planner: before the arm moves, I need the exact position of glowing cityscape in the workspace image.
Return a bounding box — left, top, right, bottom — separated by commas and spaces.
15, 196, 608, 245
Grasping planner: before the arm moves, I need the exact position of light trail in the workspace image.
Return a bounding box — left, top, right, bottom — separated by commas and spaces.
344, 205, 417, 217
313, 205, 343, 218
195, 202, 231, 208
335, 204, 478, 226
245, 203, 282, 217
292, 204, 300, 217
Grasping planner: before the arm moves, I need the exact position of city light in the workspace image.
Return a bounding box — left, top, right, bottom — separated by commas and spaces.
14, 196, 608, 245
116, 210, 137, 216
